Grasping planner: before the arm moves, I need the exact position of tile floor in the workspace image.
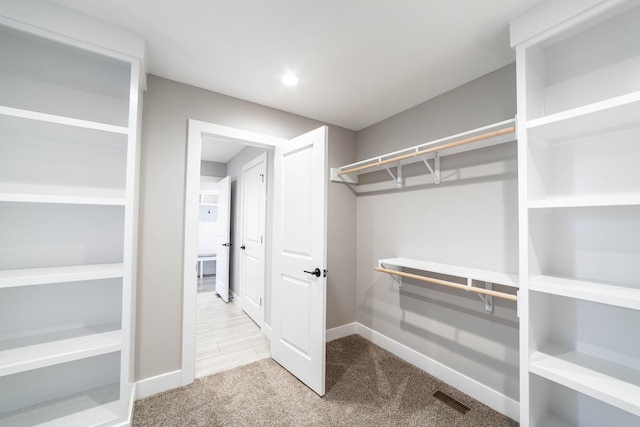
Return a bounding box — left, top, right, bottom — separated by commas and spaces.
195, 276, 271, 378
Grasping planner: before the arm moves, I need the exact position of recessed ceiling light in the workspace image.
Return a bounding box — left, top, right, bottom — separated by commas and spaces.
281, 73, 299, 86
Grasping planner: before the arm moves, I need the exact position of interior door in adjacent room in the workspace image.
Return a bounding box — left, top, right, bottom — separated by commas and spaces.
271, 126, 327, 396
240, 153, 267, 325
215, 175, 231, 302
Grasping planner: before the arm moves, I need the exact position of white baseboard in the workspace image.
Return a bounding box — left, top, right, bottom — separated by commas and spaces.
262, 322, 272, 340
326, 322, 358, 342
135, 370, 183, 400
355, 323, 520, 422
230, 291, 240, 307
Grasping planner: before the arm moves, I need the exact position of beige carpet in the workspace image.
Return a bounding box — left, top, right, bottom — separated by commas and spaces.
134, 335, 518, 426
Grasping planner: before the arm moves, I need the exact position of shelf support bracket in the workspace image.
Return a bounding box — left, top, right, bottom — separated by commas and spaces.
421, 152, 440, 184
384, 162, 404, 188
467, 278, 493, 312
330, 167, 358, 184
380, 262, 402, 287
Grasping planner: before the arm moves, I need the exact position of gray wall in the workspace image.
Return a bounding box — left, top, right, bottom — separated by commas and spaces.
355, 64, 520, 399
200, 160, 226, 177
326, 126, 358, 329
136, 75, 356, 380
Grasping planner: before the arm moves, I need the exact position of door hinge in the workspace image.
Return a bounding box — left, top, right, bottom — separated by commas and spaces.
260, 173, 264, 183
261, 236, 263, 244
259, 297, 262, 307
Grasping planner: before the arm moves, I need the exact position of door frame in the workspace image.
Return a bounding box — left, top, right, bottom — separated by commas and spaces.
182, 119, 285, 385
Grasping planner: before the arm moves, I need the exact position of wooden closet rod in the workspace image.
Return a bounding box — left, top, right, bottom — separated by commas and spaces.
338, 126, 515, 176
374, 267, 517, 302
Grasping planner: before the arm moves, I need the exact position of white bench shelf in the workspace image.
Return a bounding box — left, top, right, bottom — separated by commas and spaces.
198, 254, 217, 278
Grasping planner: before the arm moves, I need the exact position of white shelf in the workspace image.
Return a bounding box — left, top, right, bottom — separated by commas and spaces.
529, 275, 640, 310
0, 114, 128, 197
0, 184, 126, 206
526, 91, 640, 141
530, 344, 640, 417
528, 194, 640, 209
0, 23, 131, 127
0, 105, 128, 135
0, 263, 123, 289
0, 383, 120, 427
378, 257, 518, 288
332, 118, 516, 185
0, 325, 121, 377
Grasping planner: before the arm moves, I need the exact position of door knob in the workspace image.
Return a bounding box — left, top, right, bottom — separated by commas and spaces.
240, 245, 246, 250
222, 243, 232, 247
303, 268, 321, 277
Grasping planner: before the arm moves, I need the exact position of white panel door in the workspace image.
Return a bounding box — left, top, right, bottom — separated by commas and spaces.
216, 176, 231, 302
241, 153, 267, 325
272, 126, 327, 396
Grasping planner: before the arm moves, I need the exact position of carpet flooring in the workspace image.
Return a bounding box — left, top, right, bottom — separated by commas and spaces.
133, 335, 518, 426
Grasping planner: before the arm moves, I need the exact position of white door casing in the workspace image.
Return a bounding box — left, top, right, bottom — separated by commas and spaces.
216, 175, 231, 302
271, 126, 327, 396
182, 120, 285, 387
240, 153, 267, 325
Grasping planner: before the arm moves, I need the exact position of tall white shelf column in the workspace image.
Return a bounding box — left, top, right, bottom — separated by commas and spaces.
511, 1, 640, 426
0, 1, 145, 425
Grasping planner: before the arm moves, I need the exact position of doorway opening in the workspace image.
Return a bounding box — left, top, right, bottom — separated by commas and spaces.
194, 150, 269, 377
181, 120, 285, 385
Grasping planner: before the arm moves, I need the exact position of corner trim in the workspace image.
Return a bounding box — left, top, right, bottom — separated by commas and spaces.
326, 322, 358, 342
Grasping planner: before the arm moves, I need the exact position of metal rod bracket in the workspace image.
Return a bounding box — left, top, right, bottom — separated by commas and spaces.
422, 152, 441, 184
466, 278, 493, 312
384, 162, 404, 188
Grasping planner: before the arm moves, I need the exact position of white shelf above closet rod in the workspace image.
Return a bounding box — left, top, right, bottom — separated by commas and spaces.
375, 258, 518, 311
331, 118, 516, 187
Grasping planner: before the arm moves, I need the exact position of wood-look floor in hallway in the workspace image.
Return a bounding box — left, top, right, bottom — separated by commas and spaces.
195, 277, 271, 378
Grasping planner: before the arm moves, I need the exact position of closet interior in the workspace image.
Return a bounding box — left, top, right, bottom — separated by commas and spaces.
0, 0, 638, 426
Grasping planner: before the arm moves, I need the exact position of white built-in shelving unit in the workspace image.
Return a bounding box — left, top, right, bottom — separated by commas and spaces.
512, 0, 640, 425
0, 2, 144, 425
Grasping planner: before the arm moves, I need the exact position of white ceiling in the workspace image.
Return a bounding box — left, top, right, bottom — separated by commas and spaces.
49, 0, 544, 160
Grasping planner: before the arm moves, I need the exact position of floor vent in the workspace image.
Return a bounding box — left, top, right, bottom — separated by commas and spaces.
433, 390, 471, 415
